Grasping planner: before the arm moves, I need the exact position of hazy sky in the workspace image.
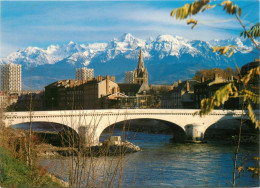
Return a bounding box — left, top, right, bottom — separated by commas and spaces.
1, 0, 259, 57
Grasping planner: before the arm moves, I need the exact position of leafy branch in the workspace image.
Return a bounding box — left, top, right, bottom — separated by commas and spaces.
198, 67, 260, 128
170, 0, 260, 55
212, 45, 235, 57
240, 23, 260, 39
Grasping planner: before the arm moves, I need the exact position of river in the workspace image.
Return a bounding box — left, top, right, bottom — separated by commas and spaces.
37, 130, 259, 187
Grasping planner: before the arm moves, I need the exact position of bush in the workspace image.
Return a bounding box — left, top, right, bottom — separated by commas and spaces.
0, 146, 64, 187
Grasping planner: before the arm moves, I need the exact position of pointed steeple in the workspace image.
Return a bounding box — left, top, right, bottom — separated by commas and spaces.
137, 48, 144, 70
134, 48, 148, 85
186, 80, 190, 91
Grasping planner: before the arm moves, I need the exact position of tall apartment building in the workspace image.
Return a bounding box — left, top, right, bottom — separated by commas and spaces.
125, 71, 135, 83
0, 63, 21, 93
76, 67, 94, 81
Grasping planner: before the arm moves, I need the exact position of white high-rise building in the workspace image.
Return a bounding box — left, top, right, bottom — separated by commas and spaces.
0, 63, 22, 93
125, 71, 135, 84
75, 67, 94, 81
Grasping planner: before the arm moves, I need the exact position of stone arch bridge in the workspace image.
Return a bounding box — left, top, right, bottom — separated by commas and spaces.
2, 109, 254, 145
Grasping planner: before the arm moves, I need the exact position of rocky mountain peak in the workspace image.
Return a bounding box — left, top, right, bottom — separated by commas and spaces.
118, 33, 136, 42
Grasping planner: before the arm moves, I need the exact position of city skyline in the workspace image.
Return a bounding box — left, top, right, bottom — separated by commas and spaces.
1, 0, 259, 58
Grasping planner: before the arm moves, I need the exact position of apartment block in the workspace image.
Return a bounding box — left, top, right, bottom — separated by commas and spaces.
44, 75, 119, 110
161, 80, 199, 109
76, 67, 94, 81
125, 71, 135, 83
0, 63, 21, 93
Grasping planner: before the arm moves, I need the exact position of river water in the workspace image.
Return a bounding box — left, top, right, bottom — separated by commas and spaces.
38, 130, 259, 187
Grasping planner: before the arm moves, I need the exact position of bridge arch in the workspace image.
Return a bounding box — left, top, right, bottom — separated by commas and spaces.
98, 118, 186, 143
12, 121, 67, 131
10, 121, 80, 146
204, 118, 256, 141
4, 117, 74, 130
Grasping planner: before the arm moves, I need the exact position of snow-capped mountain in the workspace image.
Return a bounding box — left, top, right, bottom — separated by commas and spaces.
1, 41, 107, 68
150, 35, 200, 58
101, 33, 146, 62
1, 33, 258, 90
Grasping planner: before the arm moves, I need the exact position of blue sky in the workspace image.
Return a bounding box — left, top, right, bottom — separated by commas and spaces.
1, 0, 259, 57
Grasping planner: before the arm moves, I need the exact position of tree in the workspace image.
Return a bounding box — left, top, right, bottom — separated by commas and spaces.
171, 0, 260, 186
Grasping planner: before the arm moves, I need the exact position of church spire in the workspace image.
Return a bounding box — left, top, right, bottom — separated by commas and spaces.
137, 48, 144, 70
134, 48, 148, 85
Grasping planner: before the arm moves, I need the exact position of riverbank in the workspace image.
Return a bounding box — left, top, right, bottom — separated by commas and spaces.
0, 146, 67, 187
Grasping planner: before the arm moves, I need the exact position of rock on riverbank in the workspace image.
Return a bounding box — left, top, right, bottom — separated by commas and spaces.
83, 136, 141, 156
36, 136, 141, 158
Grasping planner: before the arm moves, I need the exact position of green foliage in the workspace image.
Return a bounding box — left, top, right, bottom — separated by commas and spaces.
199, 67, 260, 128
220, 0, 241, 16
240, 23, 260, 39
0, 147, 64, 187
240, 89, 260, 104
170, 0, 211, 20
187, 18, 198, 29
212, 45, 235, 57
247, 103, 259, 128
240, 66, 260, 86
170, 0, 241, 25
199, 83, 237, 116
247, 157, 260, 179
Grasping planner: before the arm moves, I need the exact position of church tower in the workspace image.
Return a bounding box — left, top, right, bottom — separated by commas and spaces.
134, 48, 148, 85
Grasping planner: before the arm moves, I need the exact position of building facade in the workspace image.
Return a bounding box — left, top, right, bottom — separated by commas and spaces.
194, 74, 235, 109
161, 80, 199, 109
44, 80, 86, 110
76, 67, 94, 81
44, 75, 119, 110
0, 92, 19, 110
125, 71, 135, 84
118, 82, 162, 109
0, 63, 21, 93
11, 90, 44, 111
83, 75, 119, 109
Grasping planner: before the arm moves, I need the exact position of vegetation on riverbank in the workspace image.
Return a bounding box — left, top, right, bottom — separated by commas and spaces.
0, 146, 65, 187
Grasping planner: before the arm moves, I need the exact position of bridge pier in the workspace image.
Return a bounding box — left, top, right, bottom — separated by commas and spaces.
78, 126, 99, 147
185, 124, 204, 141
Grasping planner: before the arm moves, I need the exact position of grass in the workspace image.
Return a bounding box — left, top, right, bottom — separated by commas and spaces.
0, 146, 65, 187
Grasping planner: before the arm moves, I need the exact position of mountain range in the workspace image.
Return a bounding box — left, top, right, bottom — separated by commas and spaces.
1, 33, 259, 90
